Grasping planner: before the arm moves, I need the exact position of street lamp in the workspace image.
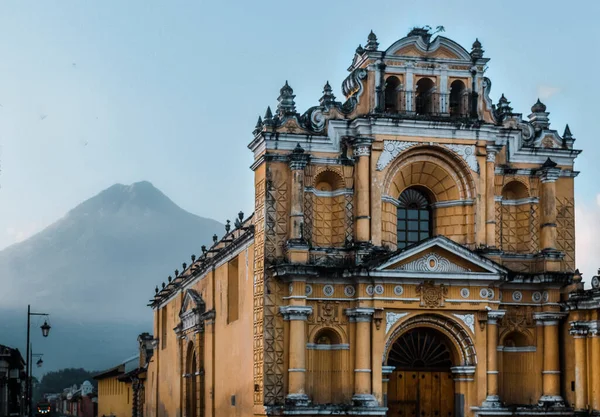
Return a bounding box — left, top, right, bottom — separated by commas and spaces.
25, 305, 51, 417
40, 321, 51, 338
36, 358, 43, 368
29, 349, 44, 410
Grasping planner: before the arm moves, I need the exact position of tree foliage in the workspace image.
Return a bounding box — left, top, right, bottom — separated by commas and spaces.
34, 368, 98, 401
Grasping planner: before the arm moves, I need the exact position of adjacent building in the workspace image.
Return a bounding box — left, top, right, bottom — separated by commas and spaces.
55, 381, 97, 417
144, 27, 600, 417
0, 344, 25, 417
95, 333, 154, 417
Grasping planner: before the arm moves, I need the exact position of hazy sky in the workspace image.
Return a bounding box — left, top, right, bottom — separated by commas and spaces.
1, 1, 599, 280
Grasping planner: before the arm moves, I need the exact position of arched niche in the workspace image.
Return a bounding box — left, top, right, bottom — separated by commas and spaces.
306, 326, 351, 405
385, 76, 402, 113
500, 181, 535, 253
311, 170, 347, 248
449, 80, 467, 117
381, 146, 476, 249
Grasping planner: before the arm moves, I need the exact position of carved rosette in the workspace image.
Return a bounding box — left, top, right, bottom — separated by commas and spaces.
416, 281, 448, 308
353, 145, 371, 158
280, 305, 313, 321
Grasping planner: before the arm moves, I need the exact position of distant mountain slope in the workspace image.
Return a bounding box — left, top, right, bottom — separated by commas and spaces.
0, 181, 224, 373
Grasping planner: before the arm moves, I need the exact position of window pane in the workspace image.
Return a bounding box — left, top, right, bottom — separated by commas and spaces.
398, 242, 406, 249
408, 221, 418, 231
421, 210, 429, 220
408, 232, 418, 241
397, 209, 406, 220
420, 221, 429, 230
398, 232, 406, 241
407, 210, 419, 220
420, 232, 429, 240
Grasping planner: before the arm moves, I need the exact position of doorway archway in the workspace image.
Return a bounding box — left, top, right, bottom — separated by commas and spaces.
386, 327, 457, 417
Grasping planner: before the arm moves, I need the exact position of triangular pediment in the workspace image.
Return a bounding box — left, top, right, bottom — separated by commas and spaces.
179, 289, 205, 317
374, 236, 507, 278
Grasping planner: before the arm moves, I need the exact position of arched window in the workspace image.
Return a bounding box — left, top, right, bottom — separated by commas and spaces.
416, 78, 435, 115
397, 188, 431, 249
384, 76, 401, 113
449, 80, 466, 116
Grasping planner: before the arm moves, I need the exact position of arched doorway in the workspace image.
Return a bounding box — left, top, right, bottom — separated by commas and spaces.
386, 328, 456, 417
186, 343, 198, 417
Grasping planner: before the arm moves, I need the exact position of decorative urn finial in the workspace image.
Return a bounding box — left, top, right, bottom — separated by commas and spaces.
253, 116, 263, 134
319, 81, 336, 107
277, 80, 296, 117
471, 38, 484, 59
212, 234, 218, 243
496, 93, 513, 121
365, 30, 379, 51
225, 220, 231, 233
263, 106, 273, 126
355, 44, 365, 55
531, 98, 547, 113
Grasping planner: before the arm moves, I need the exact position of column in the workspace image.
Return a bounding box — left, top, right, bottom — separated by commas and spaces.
346, 308, 378, 407
538, 162, 560, 251
353, 138, 373, 244
591, 325, 600, 411
374, 60, 386, 112
381, 366, 395, 407
534, 312, 567, 405
485, 147, 497, 248
440, 64, 449, 115
405, 63, 414, 112
569, 322, 588, 410
280, 305, 313, 406
288, 144, 310, 242
483, 310, 505, 407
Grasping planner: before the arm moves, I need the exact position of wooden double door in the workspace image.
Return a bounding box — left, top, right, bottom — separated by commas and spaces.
387, 370, 455, 417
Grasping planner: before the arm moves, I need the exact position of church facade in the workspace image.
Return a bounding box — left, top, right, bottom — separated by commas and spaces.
144, 28, 600, 417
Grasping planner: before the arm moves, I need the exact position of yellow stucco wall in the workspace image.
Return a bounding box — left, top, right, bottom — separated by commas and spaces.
97, 376, 132, 417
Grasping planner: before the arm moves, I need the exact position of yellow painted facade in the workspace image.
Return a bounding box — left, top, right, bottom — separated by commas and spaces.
145, 27, 600, 417
95, 365, 133, 417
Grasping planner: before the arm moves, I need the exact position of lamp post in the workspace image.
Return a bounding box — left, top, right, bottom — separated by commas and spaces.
25, 305, 50, 417
29, 347, 44, 411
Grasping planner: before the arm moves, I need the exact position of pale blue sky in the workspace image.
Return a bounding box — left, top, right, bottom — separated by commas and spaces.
1, 1, 599, 279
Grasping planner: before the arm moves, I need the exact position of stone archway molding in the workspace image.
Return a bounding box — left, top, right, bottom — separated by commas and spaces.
384, 313, 477, 366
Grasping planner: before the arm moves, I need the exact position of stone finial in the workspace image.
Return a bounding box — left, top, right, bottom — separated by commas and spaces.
161, 282, 166, 289
191, 254, 196, 262
365, 30, 379, 51
182, 262, 187, 270
168, 275, 172, 283
289, 143, 309, 170
573, 269, 582, 283
263, 106, 273, 126
212, 234, 218, 243
277, 80, 296, 117
201, 245, 207, 254
531, 98, 547, 113
175, 269, 179, 277
319, 81, 336, 107
225, 220, 231, 233
528, 98, 550, 129
562, 124, 575, 148
541, 157, 558, 169
356, 44, 365, 55
496, 94, 513, 120
155, 286, 159, 294
471, 38, 484, 60
253, 116, 263, 134
238, 211, 244, 221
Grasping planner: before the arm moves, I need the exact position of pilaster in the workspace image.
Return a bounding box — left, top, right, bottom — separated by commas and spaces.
288, 144, 310, 263
280, 305, 313, 406
485, 146, 499, 248
482, 310, 505, 408
534, 311, 568, 406
346, 308, 378, 407
569, 322, 589, 410
352, 138, 374, 245
538, 160, 560, 252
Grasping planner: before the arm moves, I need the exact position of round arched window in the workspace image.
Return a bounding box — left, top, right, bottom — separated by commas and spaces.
397, 188, 431, 249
